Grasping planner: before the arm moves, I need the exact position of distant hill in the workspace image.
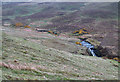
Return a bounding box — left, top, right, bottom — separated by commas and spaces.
2, 2, 117, 26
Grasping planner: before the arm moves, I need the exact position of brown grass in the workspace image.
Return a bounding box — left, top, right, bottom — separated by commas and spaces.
0, 62, 47, 71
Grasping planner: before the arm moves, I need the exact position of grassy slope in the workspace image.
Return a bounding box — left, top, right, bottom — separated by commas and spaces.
0, 27, 2, 81
1, 32, 118, 80
1, 2, 118, 80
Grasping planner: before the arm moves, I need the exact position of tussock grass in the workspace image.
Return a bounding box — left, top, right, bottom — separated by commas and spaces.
1, 33, 118, 80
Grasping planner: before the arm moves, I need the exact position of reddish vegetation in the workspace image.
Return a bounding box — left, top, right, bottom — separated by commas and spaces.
0, 62, 47, 71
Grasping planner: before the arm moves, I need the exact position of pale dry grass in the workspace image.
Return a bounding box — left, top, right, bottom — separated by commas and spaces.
0, 62, 47, 71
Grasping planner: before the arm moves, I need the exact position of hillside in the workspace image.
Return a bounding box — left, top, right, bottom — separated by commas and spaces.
1, 2, 119, 80
1, 27, 118, 80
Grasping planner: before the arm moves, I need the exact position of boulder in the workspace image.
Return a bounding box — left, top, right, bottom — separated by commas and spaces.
77, 46, 89, 56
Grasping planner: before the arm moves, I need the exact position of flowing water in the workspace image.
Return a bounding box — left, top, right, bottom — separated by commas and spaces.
80, 41, 97, 56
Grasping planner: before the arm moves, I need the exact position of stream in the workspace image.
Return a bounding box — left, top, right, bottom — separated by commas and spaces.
80, 40, 101, 57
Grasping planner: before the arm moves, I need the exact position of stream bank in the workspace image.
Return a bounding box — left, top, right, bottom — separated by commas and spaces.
79, 38, 119, 62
